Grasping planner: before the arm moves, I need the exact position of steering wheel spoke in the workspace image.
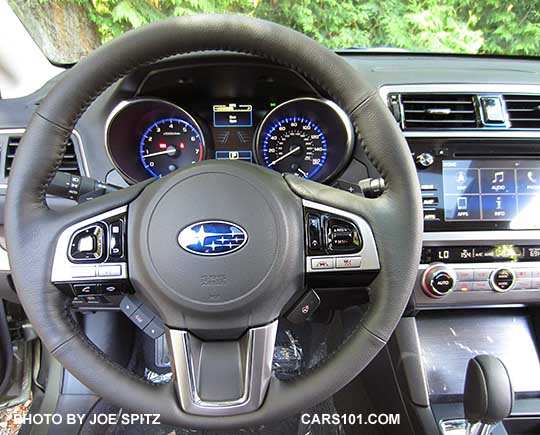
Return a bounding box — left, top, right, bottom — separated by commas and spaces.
167, 321, 278, 416
48, 183, 148, 309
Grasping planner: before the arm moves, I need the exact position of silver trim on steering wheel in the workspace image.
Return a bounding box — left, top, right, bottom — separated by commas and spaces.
167, 320, 278, 416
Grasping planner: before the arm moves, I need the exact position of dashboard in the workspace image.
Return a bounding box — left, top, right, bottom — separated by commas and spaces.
105, 61, 353, 184
3, 52, 540, 312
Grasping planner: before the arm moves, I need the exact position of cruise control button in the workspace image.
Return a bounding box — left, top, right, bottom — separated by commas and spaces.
131, 306, 154, 329
143, 320, 165, 339
335, 256, 361, 269
311, 258, 334, 270
97, 265, 122, 277
120, 295, 142, 317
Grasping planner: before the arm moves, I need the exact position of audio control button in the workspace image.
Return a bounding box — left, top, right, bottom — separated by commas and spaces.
490, 268, 515, 292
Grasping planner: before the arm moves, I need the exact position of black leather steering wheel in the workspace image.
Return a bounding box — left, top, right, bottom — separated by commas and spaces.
4, 15, 422, 429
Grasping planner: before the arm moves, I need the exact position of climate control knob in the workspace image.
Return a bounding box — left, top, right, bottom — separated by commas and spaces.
422, 263, 457, 298
490, 268, 515, 293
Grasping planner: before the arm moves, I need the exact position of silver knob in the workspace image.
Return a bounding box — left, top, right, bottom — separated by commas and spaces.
416, 152, 434, 168
421, 263, 456, 298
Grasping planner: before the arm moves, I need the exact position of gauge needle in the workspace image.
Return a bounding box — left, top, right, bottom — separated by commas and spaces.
268, 146, 301, 167
144, 149, 176, 158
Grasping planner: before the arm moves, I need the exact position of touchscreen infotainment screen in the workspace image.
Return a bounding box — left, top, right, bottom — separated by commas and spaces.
442, 160, 540, 225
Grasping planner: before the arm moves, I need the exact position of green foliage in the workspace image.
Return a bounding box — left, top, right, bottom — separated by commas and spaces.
61, 0, 540, 55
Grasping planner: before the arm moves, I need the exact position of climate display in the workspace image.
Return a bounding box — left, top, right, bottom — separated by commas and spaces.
442, 160, 540, 222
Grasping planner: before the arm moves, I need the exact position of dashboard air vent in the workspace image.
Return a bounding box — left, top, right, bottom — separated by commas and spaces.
4, 136, 80, 177
399, 94, 478, 130
503, 95, 540, 129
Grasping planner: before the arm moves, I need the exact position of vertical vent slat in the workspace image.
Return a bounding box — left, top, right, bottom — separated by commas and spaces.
4, 136, 80, 177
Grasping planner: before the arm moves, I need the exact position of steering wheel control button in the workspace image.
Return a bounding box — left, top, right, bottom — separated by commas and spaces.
325, 217, 362, 254
109, 219, 124, 258
70, 266, 96, 278
69, 224, 106, 262
335, 256, 361, 269
490, 268, 515, 292
307, 213, 323, 251
73, 283, 99, 295
131, 305, 154, 329
97, 265, 122, 277
421, 264, 457, 298
143, 319, 165, 339
286, 290, 321, 324
311, 257, 334, 269
100, 283, 123, 294
120, 295, 143, 317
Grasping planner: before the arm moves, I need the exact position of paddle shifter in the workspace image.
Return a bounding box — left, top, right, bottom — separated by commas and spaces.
463, 355, 514, 435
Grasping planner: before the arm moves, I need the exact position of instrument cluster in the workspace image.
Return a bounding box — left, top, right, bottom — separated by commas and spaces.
106, 96, 354, 183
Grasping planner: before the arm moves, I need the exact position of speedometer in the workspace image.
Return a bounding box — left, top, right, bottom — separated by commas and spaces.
262, 117, 327, 179
255, 98, 354, 182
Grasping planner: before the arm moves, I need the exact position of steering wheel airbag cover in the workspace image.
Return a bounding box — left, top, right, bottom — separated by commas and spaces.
5, 14, 422, 429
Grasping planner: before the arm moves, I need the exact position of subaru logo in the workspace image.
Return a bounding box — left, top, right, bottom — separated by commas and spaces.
178, 221, 248, 256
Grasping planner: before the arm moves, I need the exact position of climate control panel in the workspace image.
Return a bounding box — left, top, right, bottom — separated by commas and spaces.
416, 259, 540, 308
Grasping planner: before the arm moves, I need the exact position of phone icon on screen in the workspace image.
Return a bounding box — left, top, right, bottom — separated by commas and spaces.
528, 171, 538, 183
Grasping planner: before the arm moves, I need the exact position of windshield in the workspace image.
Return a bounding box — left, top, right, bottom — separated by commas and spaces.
9, 0, 540, 64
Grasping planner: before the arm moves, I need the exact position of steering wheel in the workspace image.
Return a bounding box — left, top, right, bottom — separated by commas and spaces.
5, 15, 422, 429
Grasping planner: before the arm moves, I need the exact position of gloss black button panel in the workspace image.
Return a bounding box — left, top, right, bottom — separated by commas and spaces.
305, 209, 363, 256
120, 295, 165, 339
286, 290, 320, 324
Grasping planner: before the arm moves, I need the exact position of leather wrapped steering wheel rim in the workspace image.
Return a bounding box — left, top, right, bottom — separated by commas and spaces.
5, 14, 422, 429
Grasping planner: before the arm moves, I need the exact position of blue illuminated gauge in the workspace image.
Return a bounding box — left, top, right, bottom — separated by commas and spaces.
261, 117, 327, 179
140, 118, 204, 178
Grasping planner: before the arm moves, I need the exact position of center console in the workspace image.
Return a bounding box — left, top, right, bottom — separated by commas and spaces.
409, 136, 540, 308
379, 84, 540, 435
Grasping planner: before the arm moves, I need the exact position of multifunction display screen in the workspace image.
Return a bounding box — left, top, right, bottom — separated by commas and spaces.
442, 160, 540, 223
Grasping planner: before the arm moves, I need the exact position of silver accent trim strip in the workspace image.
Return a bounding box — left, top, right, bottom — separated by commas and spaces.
168, 320, 278, 416
418, 261, 540, 271
303, 200, 380, 272
423, 230, 540, 245
51, 206, 127, 283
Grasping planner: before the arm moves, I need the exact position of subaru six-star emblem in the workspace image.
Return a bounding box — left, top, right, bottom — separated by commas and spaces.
177, 221, 248, 256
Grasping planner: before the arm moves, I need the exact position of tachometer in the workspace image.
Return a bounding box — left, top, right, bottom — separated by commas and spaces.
255, 98, 354, 182
262, 117, 327, 179
140, 118, 204, 178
